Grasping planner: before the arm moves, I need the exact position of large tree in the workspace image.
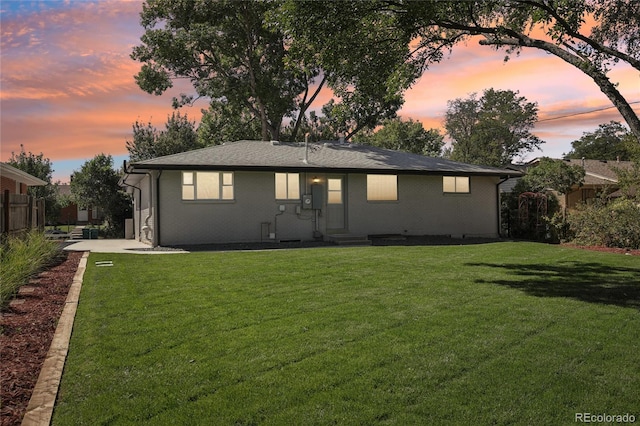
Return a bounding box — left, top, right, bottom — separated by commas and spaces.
354, 118, 445, 157
284, 0, 640, 142
445, 89, 542, 167
126, 112, 200, 162
564, 121, 638, 160
8, 146, 63, 223
277, 1, 419, 139
70, 154, 131, 237
196, 103, 261, 147
132, 0, 415, 142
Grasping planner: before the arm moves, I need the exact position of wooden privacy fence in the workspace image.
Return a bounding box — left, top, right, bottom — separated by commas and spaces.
1, 190, 45, 236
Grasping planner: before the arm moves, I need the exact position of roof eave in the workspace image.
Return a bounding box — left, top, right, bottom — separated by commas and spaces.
0, 163, 47, 186
127, 162, 522, 177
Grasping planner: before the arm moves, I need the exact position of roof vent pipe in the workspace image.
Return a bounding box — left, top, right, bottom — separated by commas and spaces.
303, 133, 310, 164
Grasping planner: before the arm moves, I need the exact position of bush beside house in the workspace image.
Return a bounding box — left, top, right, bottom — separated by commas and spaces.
567, 198, 640, 249
502, 157, 640, 249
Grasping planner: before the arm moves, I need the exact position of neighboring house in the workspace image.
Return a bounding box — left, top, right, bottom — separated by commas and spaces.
56, 184, 102, 225
498, 163, 528, 195
120, 140, 522, 247
1, 162, 47, 234
1, 162, 46, 195
527, 158, 636, 211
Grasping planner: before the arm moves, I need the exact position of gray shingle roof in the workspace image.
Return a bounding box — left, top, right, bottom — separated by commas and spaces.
130, 140, 521, 176
561, 158, 634, 185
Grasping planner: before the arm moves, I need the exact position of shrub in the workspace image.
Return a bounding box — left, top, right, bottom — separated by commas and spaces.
567, 198, 640, 249
0, 231, 63, 307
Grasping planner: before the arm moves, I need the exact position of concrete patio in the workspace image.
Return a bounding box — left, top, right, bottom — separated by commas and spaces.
62, 239, 187, 254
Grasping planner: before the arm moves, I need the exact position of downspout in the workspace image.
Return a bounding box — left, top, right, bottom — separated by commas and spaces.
143, 172, 154, 244
141, 170, 161, 247
155, 170, 162, 246
130, 170, 154, 245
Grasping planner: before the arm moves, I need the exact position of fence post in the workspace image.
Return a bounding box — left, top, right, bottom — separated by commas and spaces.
3, 190, 9, 237
28, 195, 34, 230
38, 198, 45, 231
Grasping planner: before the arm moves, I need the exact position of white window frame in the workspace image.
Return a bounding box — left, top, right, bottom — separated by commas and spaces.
367, 174, 398, 201
443, 176, 470, 194
182, 171, 234, 201
275, 172, 300, 200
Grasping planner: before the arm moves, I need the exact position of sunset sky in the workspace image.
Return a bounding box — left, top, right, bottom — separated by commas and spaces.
1, 1, 639, 183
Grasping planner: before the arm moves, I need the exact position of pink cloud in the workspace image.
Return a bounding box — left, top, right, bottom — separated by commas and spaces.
401, 36, 639, 159
0, 0, 198, 165
1, 0, 637, 176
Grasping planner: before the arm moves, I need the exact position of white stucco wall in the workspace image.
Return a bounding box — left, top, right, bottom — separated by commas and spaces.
345, 174, 499, 238
158, 171, 317, 245
147, 170, 500, 246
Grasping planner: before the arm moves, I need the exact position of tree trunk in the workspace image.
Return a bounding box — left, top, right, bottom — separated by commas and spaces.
258, 102, 269, 141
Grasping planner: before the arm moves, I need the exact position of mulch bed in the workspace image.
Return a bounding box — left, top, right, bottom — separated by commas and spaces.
0, 251, 84, 426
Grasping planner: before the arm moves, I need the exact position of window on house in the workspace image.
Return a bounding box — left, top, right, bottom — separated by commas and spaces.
275, 172, 300, 200
182, 171, 234, 200
327, 178, 343, 204
443, 176, 470, 193
367, 174, 398, 201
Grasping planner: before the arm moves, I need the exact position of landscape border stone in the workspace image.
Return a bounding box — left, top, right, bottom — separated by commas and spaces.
21, 252, 89, 426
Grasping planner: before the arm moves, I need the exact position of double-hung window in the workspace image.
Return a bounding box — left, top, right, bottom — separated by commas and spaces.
275, 172, 300, 200
443, 176, 470, 194
182, 171, 234, 200
367, 174, 398, 201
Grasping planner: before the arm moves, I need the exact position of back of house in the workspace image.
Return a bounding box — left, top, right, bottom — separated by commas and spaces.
121, 140, 521, 247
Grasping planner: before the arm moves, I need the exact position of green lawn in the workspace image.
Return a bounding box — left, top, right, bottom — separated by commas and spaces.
53, 242, 640, 425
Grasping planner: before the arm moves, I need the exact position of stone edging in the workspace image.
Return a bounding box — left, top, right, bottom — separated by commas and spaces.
21, 251, 89, 426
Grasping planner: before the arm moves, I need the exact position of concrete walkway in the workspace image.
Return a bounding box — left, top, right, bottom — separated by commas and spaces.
62, 239, 187, 254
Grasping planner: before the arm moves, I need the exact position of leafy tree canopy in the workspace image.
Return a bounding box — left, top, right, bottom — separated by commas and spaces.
71, 154, 131, 236
353, 118, 444, 157
613, 160, 640, 200
445, 89, 542, 167
132, 0, 416, 142
8, 146, 64, 222
564, 121, 638, 161
126, 112, 200, 162
196, 102, 262, 147
520, 157, 585, 194
283, 0, 640, 141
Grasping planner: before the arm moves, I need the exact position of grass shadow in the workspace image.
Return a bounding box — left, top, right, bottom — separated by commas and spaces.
466, 261, 640, 310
